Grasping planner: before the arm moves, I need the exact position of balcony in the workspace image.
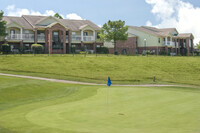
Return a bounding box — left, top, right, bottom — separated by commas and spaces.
6, 34, 34, 41
37, 34, 45, 41
83, 36, 95, 42
22, 34, 34, 41
6, 34, 21, 40
72, 35, 81, 41
163, 41, 175, 46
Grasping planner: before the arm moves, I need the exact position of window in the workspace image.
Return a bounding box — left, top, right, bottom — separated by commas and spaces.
84, 32, 88, 36
24, 30, 30, 34
158, 38, 160, 43
10, 29, 15, 34
72, 32, 76, 35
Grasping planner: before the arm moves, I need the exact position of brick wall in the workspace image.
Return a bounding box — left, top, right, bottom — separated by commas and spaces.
116, 37, 137, 54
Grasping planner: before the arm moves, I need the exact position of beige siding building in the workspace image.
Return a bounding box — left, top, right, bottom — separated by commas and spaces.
0, 15, 103, 54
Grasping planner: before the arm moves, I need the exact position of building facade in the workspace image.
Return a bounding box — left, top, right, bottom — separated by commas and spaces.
106, 26, 194, 56
0, 15, 103, 54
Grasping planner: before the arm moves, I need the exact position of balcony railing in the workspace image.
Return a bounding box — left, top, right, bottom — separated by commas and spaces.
6, 34, 21, 40
163, 41, 175, 46
6, 34, 34, 41
5, 34, 96, 42
83, 36, 95, 41
22, 34, 34, 41
72, 35, 81, 41
37, 34, 45, 41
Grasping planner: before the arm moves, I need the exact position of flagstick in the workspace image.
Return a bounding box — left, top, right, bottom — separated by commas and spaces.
107, 86, 109, 113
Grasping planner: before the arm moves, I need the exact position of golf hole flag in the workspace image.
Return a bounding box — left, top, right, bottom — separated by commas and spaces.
107, 77, 112, 86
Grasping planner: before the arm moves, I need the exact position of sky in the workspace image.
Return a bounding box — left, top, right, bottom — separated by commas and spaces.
0, 0, 200, 43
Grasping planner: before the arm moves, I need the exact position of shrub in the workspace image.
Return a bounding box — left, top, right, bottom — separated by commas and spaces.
31, 44, 43, 54
1, 44, 11, 54
96, 47, 109, 54
160, 50, 167, 55
18, 46, 25, 54
71, 46, 76, 53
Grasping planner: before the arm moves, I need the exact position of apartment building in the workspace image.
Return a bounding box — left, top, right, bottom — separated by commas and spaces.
0, 15, 103, 54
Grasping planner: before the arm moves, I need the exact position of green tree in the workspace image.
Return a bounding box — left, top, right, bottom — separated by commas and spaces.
196, 41, 200, 49
0, 10, 7, 37
99, 20, 128, 54
54, 13, 63, 19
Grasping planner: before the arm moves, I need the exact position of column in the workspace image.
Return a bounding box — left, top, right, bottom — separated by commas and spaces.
93, 42, 96, 52
178, 39, 180, 55
34, 30, 37, 44
68, 30, 71, 54
191, 39, 194, 54
20, 28, 23, 40
81, 41, 84, 51
165, 37, 167, 45
63, 30, 66, 54
45, 29, 48, 53
93, 31, 96, 41
20, 41, 23, 47
186, 38, 190, 56
48, 29, 52, 54
165, 46, 168, 55
175, 39, 177, 55
170, 37, 172, 46
81, 30, 83, 41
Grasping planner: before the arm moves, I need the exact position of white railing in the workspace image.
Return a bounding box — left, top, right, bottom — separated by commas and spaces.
72, 35, 81, 41
163, 41, 175, 46
23, 34, 34, 41
83, 36, 95, 41
6, 34, 21, 40
37, 34, 45, 41
6, 34, 34, 41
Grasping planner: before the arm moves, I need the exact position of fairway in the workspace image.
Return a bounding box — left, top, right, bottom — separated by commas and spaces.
0, 75, 200, 133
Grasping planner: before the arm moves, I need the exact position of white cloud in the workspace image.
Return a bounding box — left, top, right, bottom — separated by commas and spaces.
5, 5, 83, 20
146, 20, 153, 26
145, 0, 200, 44
66, 13, 83, 20
98, 24, 102, 28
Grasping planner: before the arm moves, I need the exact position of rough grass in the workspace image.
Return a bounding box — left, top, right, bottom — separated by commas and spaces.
0, 54, 200, 85
0, 75, 200, 133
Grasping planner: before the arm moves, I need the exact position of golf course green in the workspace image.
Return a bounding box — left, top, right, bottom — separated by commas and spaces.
0, 75, 200, 133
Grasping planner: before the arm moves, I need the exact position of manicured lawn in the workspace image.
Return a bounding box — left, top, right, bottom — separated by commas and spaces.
0, 55, 200, 85
0, 75, 200, 133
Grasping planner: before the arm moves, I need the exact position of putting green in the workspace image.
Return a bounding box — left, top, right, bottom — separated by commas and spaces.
0, 75, 200, 133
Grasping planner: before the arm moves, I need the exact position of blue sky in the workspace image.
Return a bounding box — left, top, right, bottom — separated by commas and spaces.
0, 0, 154, 26
1, 0, 200, 43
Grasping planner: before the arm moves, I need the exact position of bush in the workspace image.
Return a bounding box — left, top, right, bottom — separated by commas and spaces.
96, 47, 109, 54
31, 44, 43, 54
71, 46, 76, 53
160, 50, 167, 55
1, 44, 11, 54
18, 46, 25, 54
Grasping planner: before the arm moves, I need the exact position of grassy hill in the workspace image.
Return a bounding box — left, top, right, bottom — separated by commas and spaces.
0, 55, 199, 85
0, 75, 200, 133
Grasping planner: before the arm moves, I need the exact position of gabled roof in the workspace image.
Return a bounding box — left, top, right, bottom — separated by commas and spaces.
129, 26, 177, 37
46, 22, 68, 29
59, 19, 101, 31
3, 16, 33, 29
3, 15, 101, 31
177, 33, 194, 39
